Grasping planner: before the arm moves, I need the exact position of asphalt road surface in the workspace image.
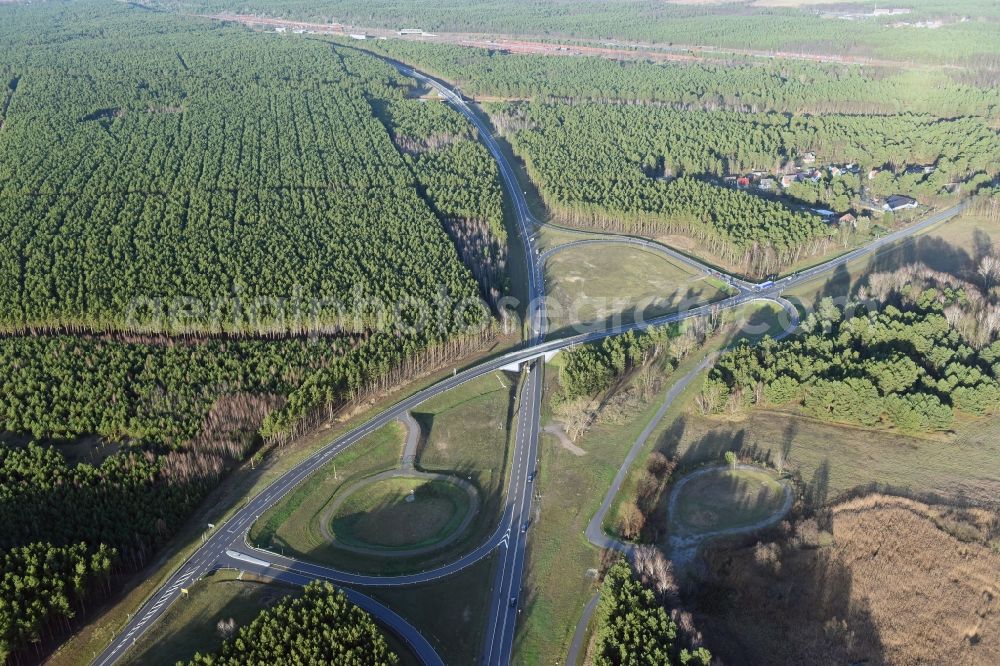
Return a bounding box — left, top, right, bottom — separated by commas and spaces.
481, 360, 542, 665
397, 61, 548, 666
92, 47, 969, 666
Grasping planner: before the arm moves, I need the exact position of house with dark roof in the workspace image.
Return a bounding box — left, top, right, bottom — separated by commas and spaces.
883, 195, 918, 212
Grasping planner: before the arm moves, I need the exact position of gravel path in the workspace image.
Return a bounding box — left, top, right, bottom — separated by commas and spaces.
666, 464, 794, 566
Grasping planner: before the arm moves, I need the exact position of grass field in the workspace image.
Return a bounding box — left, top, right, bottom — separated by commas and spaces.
122, 571, 298, 666
543, 243, 726, 336
670, 467, 786, 534
122, 370, 520, 666
517, 364, 652, 664
411, 370, 518, 524
120, 368, 517, 666
653, 407, 1000, 509
787, 209, 1000, 307
329, 477, 472, 549
597, 209, 1000, 534
527, 189, 995, 666
248, 422, 406, 568
363, 553, 497, 666
535, 225, 608, 252
697, 495, 1000, 665
49, 334, 521, 666
600, 300, 793, 536
122, 571, 420, 666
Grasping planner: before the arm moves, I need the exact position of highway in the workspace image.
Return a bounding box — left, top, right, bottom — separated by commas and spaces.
394, 63, 547, 665
481, 360, 542, 664
91, 49, 970, 666
398, 60, 548, 666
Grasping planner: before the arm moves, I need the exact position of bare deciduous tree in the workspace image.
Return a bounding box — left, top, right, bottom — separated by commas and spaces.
618, 502, 645, 540
216, 617, 237, 640
632, 545, 679, 601
646, 452, 676, 479
978, 255, 1000, 289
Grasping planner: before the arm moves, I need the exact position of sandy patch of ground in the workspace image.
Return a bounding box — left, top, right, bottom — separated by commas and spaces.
543, 422, 587, 456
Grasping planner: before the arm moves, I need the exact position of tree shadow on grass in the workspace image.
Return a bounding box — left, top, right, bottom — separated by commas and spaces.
673, 470, 786, 534
545, 284, 715, 341
794, 231, 989, 313
330, 479, 471, 550
805, 459, 831, 514
691, 512, 885, 665
295, 460, 487, 574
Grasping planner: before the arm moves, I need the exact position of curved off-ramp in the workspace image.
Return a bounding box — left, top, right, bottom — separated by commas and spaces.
583, 295, 800, 557
566, 464, 793, 666
315, 413, 481, 559
94, 30, 968, 666
568, 297, 800, 666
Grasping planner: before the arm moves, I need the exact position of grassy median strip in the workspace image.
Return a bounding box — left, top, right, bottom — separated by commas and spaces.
329, 477, 473, 550
122, 571, 299, 666
47, 337, 519, 666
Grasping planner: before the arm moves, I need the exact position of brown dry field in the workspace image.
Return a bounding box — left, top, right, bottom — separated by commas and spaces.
695, 494, 999, 665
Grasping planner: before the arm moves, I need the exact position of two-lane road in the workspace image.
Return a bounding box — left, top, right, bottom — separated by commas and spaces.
398, 63, 549, 666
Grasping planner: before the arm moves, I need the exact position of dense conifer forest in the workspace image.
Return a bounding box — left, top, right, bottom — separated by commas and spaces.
0, 3, 507, 659
149, 0, 1000, 68
381, 98, 509, 306
488, 102, 998, 274
1, 1, 998, 663
702, 299, 1000, 431
365, 40, 1000, 118
594, 559, 711, 666
0, 7, 496, 335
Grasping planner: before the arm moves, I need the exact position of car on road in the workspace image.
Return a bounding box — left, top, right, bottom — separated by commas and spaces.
527, 471, 535, 482
521, 522, 529, 533
509, 596, 517, 608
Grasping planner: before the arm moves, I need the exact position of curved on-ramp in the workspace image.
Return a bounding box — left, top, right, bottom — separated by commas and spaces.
666, 463, 794, 564
313, 412, 482, 558
567, 295, 799, 665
